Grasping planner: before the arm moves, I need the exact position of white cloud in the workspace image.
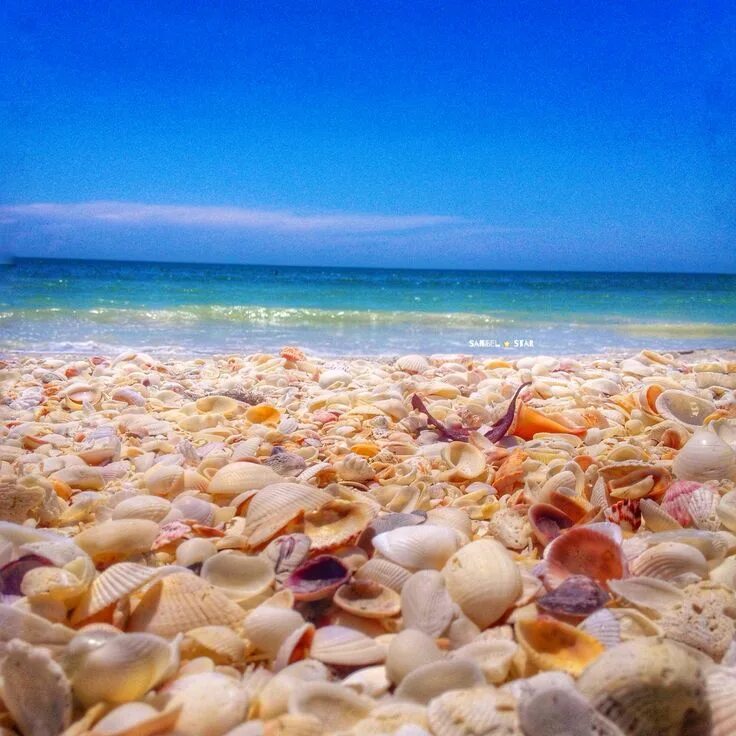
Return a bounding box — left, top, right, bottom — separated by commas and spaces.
0, 201, 463, 234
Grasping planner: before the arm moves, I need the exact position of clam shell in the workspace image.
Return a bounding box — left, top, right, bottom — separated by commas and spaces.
0, 638, 72, 735
442, 539, 522, 629
175, 537, 217, 568
309, 625, 386, 666
654, 389, 715, 429
201, 550, 275, 604
400, 569, 454, 637
441, 442, 486, 481
639, 498, 681, 532
74, 520, 160, 563
578, 607, 663, 648
243, 605, 309, 659
65, 631, 176, 706
577, 638, 709, 736
181, 625, 248, 665
142, 464, 186, 497
288, 682, 373, 733
450, 638, 518, 685
127, 571, 246, 637
395, 659, 485, 704
245, 483, 333, 549
373, 524, 461, 571
515, 618, 604, 676
112, 495, 172, 523
536, 575, 609, 620
354, 557, 412, 592
385, 628, 444, 686
334, 579, 401, 619
208, 462, 283, 497
705, 666, 736, 736
396, 354, 430, 374
673, 426, 736, 482
427, 687, 521, 736
284, 554, 350, 602
630, 541, 708, 582
304, 500, 375, 552
717, 489, 736, 532
89, 702, 181, 736
607, 575, 684, 614
196, 394, 242, 417
528, 503, 574, 546
259, 533, 312, 583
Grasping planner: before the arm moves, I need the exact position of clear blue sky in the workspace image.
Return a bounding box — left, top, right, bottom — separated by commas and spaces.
1, 1, 734, 272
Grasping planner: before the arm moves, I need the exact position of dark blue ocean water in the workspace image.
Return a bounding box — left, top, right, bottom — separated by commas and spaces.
1, 258, 734, 355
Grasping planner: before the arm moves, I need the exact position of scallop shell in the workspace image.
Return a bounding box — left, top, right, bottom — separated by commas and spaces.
428, 687, 521, 736
705, 665, 736, 736
654, 389, 715, 429
127, 571, 246, 637
607, 576, 684, 614
208, 462, 283, 498
515, 618, 604, 676
396, 354, 430, 374
672, 426, 736, 482
181, 625, 248, 665
440, 442, 486, 481
74, 519, 160, 563
112, 495, 172, 522
630, 541, 708, 582
288, 682, 373, 733
577, 638, 709, 736
0, 638, 72, 736
303, 500, 375, 552
200, 550, 275, 604
334, 579, 401, 619
245, 483, 333, 549
163, 672, 250, 736
385, 628, 444, 686
442, 539, 522, 629
394, 659, 485, 704
309, 625, 387, 666
72, 562, 161, 624
354, 557, 412, 592
400, 569, 454, 637
639, 498, 682, 532
64, 631, 176, 706
578, 607, 662, 649
373, 524, 461, 571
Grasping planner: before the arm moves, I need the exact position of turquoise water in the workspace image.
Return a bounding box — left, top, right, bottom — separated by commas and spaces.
1, 258, 735, 355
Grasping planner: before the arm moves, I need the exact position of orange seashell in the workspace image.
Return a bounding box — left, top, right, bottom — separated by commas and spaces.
350, 443, 380, 458
512, 404, 586, 441
529, 503, 574, 546
573, 455, 596, 472
544, 526, 625, 590
548, 490, 592, 523
494, 448, 527, 495
52, 478, 73, 501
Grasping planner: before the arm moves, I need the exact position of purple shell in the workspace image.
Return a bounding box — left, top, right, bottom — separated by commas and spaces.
284, 554, 350, 602
0, 554, 53, 597
537, 575, 610, 618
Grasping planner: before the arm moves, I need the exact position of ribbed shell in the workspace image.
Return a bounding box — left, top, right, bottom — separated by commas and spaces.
354, 558, 412, 592
208, 462, 283, 497
309, 625, 386, 666
400, 570, 454, 637
372, 524, 461, 571
630, 542, 708, 581
112, 495, 172, 522
429, 688, 521, 736
706, 666, 736, 736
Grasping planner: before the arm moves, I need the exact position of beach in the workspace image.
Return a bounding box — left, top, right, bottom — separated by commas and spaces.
1, 346, 736, 735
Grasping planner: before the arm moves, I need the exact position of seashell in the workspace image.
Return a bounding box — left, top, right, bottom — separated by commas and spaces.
51, 464, 105, 490
512, 404, 586, 441
201, 550, 275, 604
639, 498, 682, 532
244, 483, 333, 549
373, 524, 461, 571
260, 533, 311, 583
288, 682, 373, 732
245, 403, 281, 425
350, 702, 429, 736
283, 554, 350, 601
0, 638, 72, 736
318, 369, 352, 389
127, 571, 246, 637
303, 499, 375, 552
427, 687, 521, 736
536, 575, 609, 620
263, 450, 307, 477
181, 625, 248, 665
607, 575, 684, 614
171, 494, 216, 525
357, 511, 426, 553
63, 631, 177, 706
394, 659, 485, 704
176, 537, 217, 569
440, 442, 486, 481
543, 526, 625, 590
400, 569, 454, 637
673, 426, 736, 482
142, 464, 186, 497
111, 386, 146, 405
309, 625, 386, 666
385, 628, 444, 685
354, 557, 412, 592
342, 664, 391, 698
661, 480, 705, 526
578, 607, 662, 648
63, 381, 102, 408
488, 506, 532, 550
424, 506, 472, 538
396, 354, 430, 374
75, 519, 160, 564
196, 395, 242, 417
334, 579, 401, 619
90, 702, 181, 736
630, 541, 708, 582
717, 489, 736, 532
528, 503, 574, 546
112, 495, 172, 522
442, 539, 522, 629
0, 603, 75, 648
515, 618, 604, 676
243, 605, 309, 659
208, 462, 283, 498
334, 453, 374, 482
577, 638, 709, 736
21, 555, 94, 602
164, 672, 250, 736
72, 562, 160, 624
450, 638, 518, 685
654, 389, 715, 429
705, 665, 736, 736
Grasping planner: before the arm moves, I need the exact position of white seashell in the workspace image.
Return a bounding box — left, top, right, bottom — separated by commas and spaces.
176, 537, 218, 568
164, 672, 250, 736
372, 524, 461, 571
713, 418, 736, 452
112, 494, 172, 522
385, 629, 444, 686
705, 665, 736, 736
578, 607, 662, 649
396, 355, 430, 374
288, 682, 373, 732
630, 542, 708, 582
440, 442, 486, 481
309, 625, 386, 667
394, 659, 485, 704
334, 453, 374, 482
201, 551, 275, 605
208, 462, 283, 497
171, 494, 216, 525
318, 370, 352, 389
717, 490, 736, 533
181, 626, 248, 666
243, 606, 308, 658
450, 638, 518, 685
0, 604, 75, 649
654, 389, 715, 429
607, 576, 684, 615
673, 426, 736, 483
400, 570, 454, 637
354, 558, 412, 592
90, 702, 180, 736
74, 519, 160, 563
442, 539, 522, 629
639, 498, 681, 532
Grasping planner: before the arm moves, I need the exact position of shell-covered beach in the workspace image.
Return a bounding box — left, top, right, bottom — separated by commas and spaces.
2, 347, 736, 736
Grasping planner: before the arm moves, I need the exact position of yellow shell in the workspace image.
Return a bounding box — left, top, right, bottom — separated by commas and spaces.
441, 441, 487, 481
74, 520, 160, 564
207, 462, 283, 497
515, 618, 604, 676
195, 395, 242, 417
304, 499, 375, 552
245, 403, 281, 425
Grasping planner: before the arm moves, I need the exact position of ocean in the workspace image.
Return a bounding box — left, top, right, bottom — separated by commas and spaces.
1, 258, 735, 356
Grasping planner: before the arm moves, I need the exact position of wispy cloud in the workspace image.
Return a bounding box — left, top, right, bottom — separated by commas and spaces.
0, 201, 463, 234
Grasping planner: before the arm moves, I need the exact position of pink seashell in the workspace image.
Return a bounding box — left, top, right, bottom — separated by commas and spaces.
152, 520, 192, 550
604, 499, 642, 531
661, 481, 703, 526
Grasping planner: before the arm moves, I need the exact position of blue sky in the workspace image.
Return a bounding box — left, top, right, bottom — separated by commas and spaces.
0, 1, 734, 272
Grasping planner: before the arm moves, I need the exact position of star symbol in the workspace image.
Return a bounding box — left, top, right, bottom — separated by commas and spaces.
503, 340, 511, 348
